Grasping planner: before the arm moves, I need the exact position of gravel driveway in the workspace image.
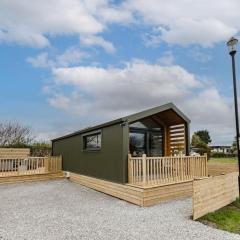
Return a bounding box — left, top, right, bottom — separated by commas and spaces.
0, 179, 239, 240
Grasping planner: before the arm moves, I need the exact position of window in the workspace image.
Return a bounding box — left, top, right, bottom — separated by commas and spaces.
83, 132, 101, 150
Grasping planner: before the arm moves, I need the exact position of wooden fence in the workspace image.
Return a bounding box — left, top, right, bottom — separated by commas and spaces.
192, 172, 238, 220
0, 156, 62, 177
0, 148, 30, 158
128, 154, 208, 186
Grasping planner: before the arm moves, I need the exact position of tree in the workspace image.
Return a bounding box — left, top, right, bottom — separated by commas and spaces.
195, 130, 212, 145
0, 122, 34, 147
191, 132, 211, 159
191, 134, 202, 147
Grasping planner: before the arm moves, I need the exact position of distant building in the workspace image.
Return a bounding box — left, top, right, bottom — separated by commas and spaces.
210, 145, 232, 154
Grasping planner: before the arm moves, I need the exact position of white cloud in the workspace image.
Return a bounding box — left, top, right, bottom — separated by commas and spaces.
80, 35, 115, 53
84, 1, 133, 24
45, 60, 235, 144
56, 47, 87, 67
126, 0, 240, 46
27, 47, 86, 68
52, 61, 200, 107
27, 53, 54, 68
0, 0, 132, 48
1, 0, 240, 49
0, 29, 50, 48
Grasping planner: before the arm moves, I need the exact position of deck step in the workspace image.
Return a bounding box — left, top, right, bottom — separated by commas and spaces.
0, 172, 64, 184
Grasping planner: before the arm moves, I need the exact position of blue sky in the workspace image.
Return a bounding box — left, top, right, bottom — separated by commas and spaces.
0, 0, 240, 144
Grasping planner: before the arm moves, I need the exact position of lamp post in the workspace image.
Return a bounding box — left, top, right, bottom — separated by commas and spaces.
227, 37, 240, 194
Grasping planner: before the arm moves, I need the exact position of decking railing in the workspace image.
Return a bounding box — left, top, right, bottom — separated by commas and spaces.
128, 154, 208, 186
0, 156, 62, 177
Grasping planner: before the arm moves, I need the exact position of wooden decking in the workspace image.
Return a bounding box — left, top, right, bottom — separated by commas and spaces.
69, 172, 193, 206
0, 172, 64, 184
0, 154, 208, 206
68, 155, 207, 206
142, 181, 193, 206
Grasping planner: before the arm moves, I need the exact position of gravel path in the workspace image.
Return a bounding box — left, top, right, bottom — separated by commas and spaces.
0, 180, 239, 240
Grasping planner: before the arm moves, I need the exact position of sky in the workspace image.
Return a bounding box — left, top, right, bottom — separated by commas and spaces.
0, 0, 240, 145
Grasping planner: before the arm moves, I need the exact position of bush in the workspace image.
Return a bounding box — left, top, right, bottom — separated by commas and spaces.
211, 152, 236, 158
30, 142, 51, 157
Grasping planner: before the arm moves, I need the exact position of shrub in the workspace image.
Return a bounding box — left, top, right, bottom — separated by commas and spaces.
211, 152, 236, 158
30, 142, 51, 157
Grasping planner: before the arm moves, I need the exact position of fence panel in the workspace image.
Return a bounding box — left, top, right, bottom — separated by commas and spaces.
192, 172, 238, 220
0, 156, 62, 177
0, 148, 30, 158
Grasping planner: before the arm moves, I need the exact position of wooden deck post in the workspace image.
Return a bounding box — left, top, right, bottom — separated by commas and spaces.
204, 153, 208, 176
128, 154, 133, 184
180, 153, 183, 181
44, 157, 49, 173
17, 158, 20, 175
142, 154, 147, 186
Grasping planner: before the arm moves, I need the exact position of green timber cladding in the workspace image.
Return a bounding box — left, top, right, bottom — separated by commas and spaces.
52, 123, 128, 183
52, 103, 190, 184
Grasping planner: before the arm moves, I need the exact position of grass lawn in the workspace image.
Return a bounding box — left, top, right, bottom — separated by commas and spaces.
209, 157, 237, 164
198, 199, 240, 234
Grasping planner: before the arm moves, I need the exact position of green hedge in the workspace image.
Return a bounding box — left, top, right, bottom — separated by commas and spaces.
211, 152, 236, 158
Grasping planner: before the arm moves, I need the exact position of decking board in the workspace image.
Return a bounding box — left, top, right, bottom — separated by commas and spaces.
69, 172, 193, 206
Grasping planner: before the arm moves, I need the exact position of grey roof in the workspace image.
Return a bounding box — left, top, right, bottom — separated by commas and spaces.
52, 102, 190, 142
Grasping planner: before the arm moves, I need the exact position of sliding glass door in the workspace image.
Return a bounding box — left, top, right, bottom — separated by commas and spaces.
129, 128, 163, 157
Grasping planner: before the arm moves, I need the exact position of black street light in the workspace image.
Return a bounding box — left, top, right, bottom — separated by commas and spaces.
227, 37, 240, 194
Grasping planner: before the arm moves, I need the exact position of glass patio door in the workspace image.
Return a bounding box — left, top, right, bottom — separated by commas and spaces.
129, 130, 163, 157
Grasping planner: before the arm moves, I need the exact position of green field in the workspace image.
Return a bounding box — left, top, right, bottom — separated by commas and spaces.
199, 199, 240, 234
209, 157, 237, 164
